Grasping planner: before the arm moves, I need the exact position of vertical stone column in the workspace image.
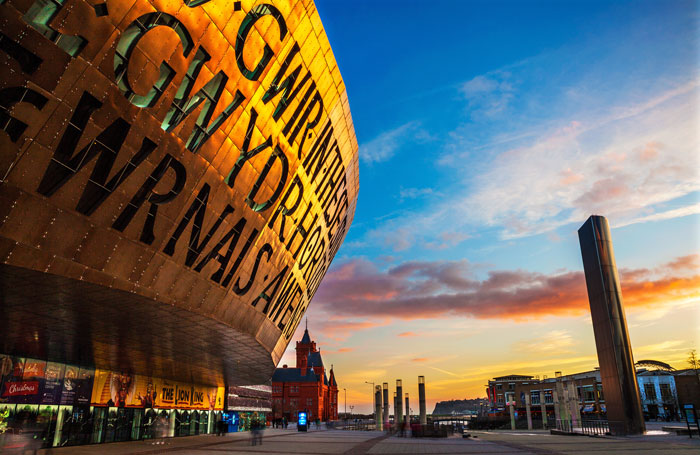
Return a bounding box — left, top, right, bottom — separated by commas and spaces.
509, 401, 516, 430
525, 393, 533, 430
418, 376, 427, 425
555, 373, 569, 429
375, 385, 383, 431
539, 390, 547, 429
578, 215, 645, 435
553, 389, 561, 425
396, 380, 403, 426
383, 383, 389, 427
393, 391, 398, 428
568, 381, 581, 429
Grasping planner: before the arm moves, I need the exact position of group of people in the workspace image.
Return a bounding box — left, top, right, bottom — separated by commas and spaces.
270, 417, 288, 428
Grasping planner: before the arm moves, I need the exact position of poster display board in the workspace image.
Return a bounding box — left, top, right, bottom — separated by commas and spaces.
90, 370, 225, 410
1, 354, 224, 411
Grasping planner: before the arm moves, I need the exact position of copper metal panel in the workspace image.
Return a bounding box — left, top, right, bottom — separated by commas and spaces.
0, 0, 358, 386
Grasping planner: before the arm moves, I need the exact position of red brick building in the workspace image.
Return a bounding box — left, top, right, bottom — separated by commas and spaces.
271, 329, 339, 422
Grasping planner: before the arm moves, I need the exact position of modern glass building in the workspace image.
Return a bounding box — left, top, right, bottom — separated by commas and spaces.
0, 0, 358, 448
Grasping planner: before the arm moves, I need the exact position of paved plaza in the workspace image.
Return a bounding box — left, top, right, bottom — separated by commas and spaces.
28, 427, 700, 455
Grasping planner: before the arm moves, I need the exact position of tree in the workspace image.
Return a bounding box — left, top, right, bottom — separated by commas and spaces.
688, 349, 699, 371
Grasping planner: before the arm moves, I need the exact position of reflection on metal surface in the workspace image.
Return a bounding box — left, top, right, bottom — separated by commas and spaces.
578, 215, 645, 435
0, 0, 359, 386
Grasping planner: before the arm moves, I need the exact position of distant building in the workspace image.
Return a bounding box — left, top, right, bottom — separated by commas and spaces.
271, 329, 339, 422
636, 364, 679, 420
486, 371, 604, 419
485, 361, 700, 421
671, 369, 700, 412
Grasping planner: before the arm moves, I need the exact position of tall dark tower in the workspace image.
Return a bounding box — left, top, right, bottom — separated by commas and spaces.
578, 215, 645, 435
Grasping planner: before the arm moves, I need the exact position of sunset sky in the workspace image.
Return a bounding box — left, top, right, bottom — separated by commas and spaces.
281, 0, 700, 414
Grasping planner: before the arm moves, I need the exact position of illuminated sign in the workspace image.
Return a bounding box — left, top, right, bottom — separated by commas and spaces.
0, 0, 359, 373
298, 411, 307, 426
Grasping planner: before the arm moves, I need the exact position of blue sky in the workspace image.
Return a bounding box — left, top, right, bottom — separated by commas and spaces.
282, 0, 699, 412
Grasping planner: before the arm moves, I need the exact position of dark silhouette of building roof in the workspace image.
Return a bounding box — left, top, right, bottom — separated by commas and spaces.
271, 367, 318, 383
635, 359, 675, 371
308, 351, 324, 368
329, 368, 337, 387
300, 328, 312, 344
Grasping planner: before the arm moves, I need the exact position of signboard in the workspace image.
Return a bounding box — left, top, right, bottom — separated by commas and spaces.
685, 404, 696, 424
298, 411, 308, 432
2, 381, 39, 397
684, 403, 698, 438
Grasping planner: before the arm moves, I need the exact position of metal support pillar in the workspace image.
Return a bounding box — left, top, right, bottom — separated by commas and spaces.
396, 380, 403, 426
383, 383, 389, 427
418, 376, 427, 425
405, 393, 409, 424
578, 215, 645, 435
375, 385, 383, 431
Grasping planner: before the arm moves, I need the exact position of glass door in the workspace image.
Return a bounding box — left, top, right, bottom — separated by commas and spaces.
103, 407, 118, 443
191, 411, 198, 435
91, 407, 107, 444
142, 409, 156, 440
130, 408, 143, 441
177, 410, 190, 436
114, 408, 133, 442
200, 410, 209, 434
37, 405, 58, 448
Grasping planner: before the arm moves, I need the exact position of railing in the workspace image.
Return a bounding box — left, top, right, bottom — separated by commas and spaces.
555, 419, 572, 433
337, 419, 374, 431
581, 419, 609, 436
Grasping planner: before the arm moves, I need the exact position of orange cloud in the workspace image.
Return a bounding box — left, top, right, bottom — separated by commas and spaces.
398, 331, 417, 337
412, 358, 428, 363
312, 256, 699, 321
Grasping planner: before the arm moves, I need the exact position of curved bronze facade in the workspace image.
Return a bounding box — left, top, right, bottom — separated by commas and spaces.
0, 0, 358, 386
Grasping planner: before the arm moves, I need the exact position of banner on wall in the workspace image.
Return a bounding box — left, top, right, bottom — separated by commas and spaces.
1, 355, 223, 410
91, 370, 224, 410
41, 363, 64, 405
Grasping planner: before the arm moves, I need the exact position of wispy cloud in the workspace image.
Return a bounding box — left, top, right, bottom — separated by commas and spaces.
352, 78, 699, 250
399, 187, 434, 200
460, 72, 515, 119
359, 122, 429, 164
514, 330, 576, 355
397, 331, 418, 337
614, 203, 700, 229
452, 80, 700, 239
